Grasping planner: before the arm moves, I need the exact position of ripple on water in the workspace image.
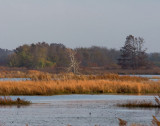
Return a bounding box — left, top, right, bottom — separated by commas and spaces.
0, 95, 159, 126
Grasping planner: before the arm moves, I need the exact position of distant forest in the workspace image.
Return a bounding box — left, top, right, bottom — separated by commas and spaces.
0, 35, 160, 71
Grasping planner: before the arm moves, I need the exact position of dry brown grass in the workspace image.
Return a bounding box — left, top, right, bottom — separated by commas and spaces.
118, 118, 127, 126
152, 116, 160, 126
118, 100, 159, 108
29, 72, 52, 81
0, 70, 52, 80
0, 78, 159, 95
0, 71, 27, 78
118, 95, 160, 108
0, 71, 158, 95
118, 116, 160, 126
0, 96, 30, 105
0, 70, 149, 82
52, 73, 149, 82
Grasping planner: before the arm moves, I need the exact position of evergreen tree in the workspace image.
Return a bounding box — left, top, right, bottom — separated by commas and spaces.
118, 35, 148, 69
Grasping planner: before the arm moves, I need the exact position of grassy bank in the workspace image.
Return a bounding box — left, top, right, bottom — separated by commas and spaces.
0, 72, 158, 95
0, 79, 159, 95
0, 96, 31, 105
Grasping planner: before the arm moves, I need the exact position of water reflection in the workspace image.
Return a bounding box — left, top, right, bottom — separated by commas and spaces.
155, 108, 160, 116
0, 104, 30, 109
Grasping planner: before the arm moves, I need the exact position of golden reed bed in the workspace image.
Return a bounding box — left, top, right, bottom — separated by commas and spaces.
0, 79, 159, 95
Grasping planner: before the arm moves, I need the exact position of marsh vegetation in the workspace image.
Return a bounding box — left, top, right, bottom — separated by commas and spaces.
117, 95, 160, 125
0, 72, 159, 95
0, 96, 31, 105
118, 95, 160, 108
118, 116, 160, 126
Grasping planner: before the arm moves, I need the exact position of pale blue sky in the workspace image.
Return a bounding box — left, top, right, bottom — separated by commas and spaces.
0, 0, 160, 52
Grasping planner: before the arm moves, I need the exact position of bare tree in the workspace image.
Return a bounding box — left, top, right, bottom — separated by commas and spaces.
67, 49, 80, 74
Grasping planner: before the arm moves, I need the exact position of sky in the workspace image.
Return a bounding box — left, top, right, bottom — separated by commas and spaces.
0, 0, 160, 52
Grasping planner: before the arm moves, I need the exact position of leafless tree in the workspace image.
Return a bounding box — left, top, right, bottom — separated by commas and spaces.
67, 49, 80, 74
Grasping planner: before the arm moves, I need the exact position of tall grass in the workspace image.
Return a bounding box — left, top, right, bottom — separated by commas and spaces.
0, 70, 149, 82
118, 100, 160, 108
0, 70, 52, 80
118, 95, 160, 108
0, 79, 159, 95
0, 71, 27, 78
118, 116, 160, 126
30, 72, 52, 81
52, 73, 149, 82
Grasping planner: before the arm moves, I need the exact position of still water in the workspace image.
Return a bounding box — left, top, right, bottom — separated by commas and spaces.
122, 74, 160, 81
0, 78, 30, 81
0, 74, 160, 81
0, 95, 159, 126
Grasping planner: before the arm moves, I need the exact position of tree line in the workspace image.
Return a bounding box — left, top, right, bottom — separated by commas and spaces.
7, 42, 120, 69
0, 35, 159, 70
9, 42, 69, 68
0, 49, 13, 66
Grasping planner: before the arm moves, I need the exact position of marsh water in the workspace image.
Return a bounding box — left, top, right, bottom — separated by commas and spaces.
0, 75, 160, 126
0, 95, 159, 126
0, 78, 30, 81
129, 74, 160, 81
0, 74, 160, 82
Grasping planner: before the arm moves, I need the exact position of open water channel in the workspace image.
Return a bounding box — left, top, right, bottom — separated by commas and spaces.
0, 95, 159, 126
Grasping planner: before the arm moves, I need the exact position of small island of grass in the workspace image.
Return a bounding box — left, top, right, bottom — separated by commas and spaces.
0, 96, 31, 106
118, 100, 160, 108
118, 95, 160, 108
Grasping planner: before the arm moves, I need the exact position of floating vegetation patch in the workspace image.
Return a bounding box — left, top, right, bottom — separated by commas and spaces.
0, 96, 31, 105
